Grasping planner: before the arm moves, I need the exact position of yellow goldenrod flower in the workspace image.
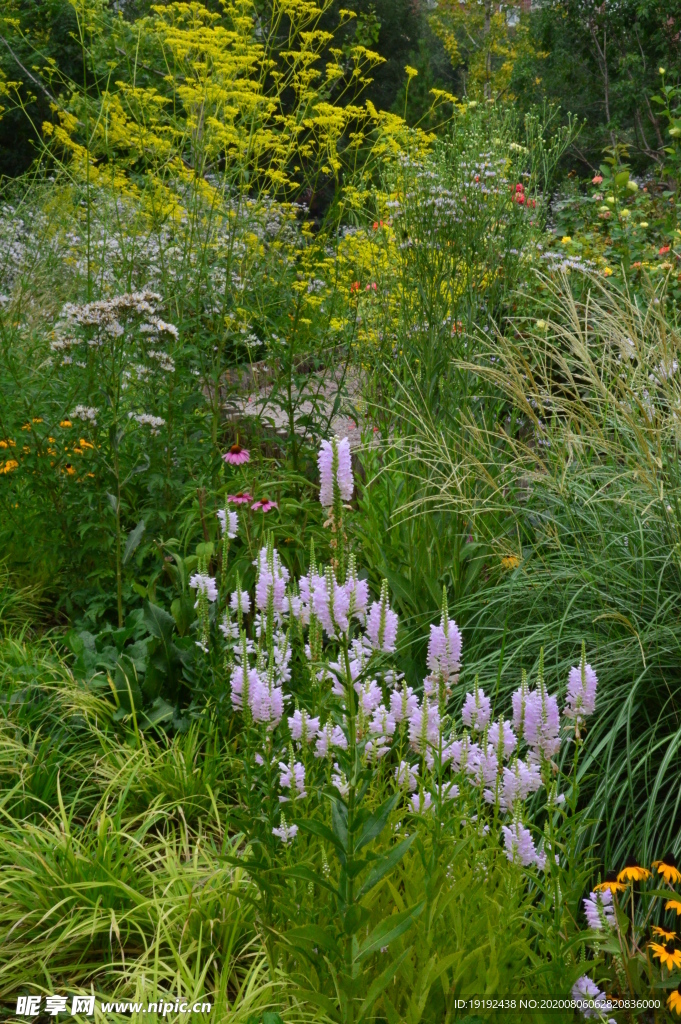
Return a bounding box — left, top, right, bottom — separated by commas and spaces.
405, 66, 418, 78
617, 864, 650, 883
669, 985, 681, 1016
653, 926, 677, 941
650, 941, 681, 970
653, 856, 681, 885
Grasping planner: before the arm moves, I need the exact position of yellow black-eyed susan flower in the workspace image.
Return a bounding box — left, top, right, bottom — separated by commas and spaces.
59, 420, 72, 428
668, 984, 681, 1016
650, 941, 681, 970
594, 871, 626, 894
653, 854, 681, 886
617, 859, 651, 884
666, 900, 681, 916
501, 554, 521, 570
653, 926, 677, 941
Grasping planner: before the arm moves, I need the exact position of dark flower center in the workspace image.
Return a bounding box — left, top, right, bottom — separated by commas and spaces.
230, 444, 243, 454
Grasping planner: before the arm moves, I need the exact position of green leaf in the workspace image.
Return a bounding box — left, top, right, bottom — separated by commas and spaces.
296, 819, 346, 862
355, 792, 399, 852
262, 1014, 284, 1024
145, 601, 176, 643
356, 901, 424, 962
331, 797, 348, 851
358, 947, 412, 1022
343, 904, 369, 935
284, 924, 339, 955
283, 865, 339, 897
139, 696, 174, 728
645, 888, 681, 902
123, 519, 145, 565
171, 595, 195, 637
357, 835, 415, 898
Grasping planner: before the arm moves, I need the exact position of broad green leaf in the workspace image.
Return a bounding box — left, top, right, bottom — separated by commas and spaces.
355, 792, 399, 852
296, 819, 346, 861
145, 601, 176, 643
343, 903, 369, 935
284, 924, 338, 955
122, 519, 145, 564
358, 947, 412, 1022
139, 697, 174, 727
356, 901, 424, 962
357, 834, 415, 898
331, 797, 348, 851
645, 888, 681, 901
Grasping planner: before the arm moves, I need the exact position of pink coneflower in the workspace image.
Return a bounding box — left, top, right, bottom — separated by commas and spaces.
227, 492, 253, 504
252, 499, 278, 512
223, 443, 250, 465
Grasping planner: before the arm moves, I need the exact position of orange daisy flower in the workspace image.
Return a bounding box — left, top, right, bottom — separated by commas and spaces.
653, 854, 681, 886
617, 861, 651, 884
594, 874, 626, 894
668, 984, 681, 1016
650, 941, 681, 970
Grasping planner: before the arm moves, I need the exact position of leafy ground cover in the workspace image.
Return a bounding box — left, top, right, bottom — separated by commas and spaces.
3, 2, 681, 1022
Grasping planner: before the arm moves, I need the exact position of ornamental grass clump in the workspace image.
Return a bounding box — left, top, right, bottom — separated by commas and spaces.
389, 271, 681, 866
187, 434, 602, 1021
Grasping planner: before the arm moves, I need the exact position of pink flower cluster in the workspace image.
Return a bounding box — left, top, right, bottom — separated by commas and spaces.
318, 435, 353, 508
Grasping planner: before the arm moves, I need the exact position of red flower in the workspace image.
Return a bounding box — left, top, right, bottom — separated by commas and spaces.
592, 175, 603, 184
373, 221, 378, 230
515, 183, 524, 192
350, 281, 360, 292
660, 245, 671, 254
